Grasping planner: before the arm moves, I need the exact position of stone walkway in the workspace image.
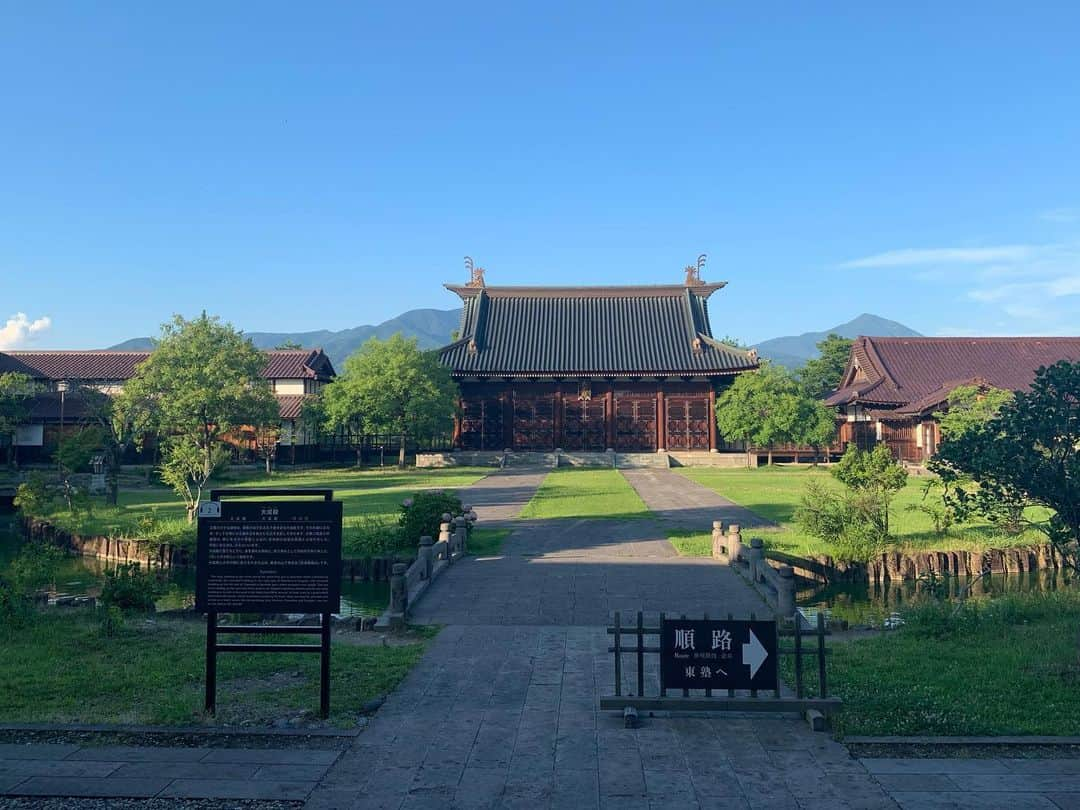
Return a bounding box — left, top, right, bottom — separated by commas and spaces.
622, 468, 776, 532
0, 742, 339, 801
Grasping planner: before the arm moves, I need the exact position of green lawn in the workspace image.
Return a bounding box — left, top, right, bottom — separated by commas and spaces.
786, 591, 1080, 737
520, 469, 651, 520
0, 611, 434, 727
31, 466, 490, 551
675, 466, 1048, 558
468, 528, 513, 556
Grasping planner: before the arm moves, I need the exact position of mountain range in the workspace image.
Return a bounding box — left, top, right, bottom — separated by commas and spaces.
109, 310, 920, 370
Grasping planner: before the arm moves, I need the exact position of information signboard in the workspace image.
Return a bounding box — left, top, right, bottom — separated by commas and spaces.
195, 498, 342, 614
660, 618, 777, 692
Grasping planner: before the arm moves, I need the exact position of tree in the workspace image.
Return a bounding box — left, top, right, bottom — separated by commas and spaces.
253, 423, 281, 475
935, 384, 1014, 441
323, 334, 458, 468
797, 334, 853, 400
715, 364, 833, 465
275, 340, 304, 350
932, 361, 1080, 570
127, 314, 279, 521
0, 372, 36, 468
831, 443, 907, 534
75, 385, 154, 506
54, 427, 101, 513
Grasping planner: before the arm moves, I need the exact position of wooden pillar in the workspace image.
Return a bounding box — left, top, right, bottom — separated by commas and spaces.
553, 386, 564, 450
502, 391, 514, 450
452, 397, 463, 449
656, 387, 667, 452
708, 388, 717, 451
605, 385, 615, 450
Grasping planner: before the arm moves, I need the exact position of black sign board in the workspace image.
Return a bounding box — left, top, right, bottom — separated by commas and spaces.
196, 498, 342, 614
660, 618, 777, 692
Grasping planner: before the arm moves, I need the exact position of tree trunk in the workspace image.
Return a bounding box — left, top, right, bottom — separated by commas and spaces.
355, 447, 362, 468
398, 434, 407, 469
767, 447, 773, 466
265, 454, 272, 475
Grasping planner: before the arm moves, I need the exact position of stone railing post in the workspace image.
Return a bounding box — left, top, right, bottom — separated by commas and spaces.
418, 535, 433, 580
389, 563, 408, 626
711, 520, 726, 561
439, 521, 453, 564
776, 565, 796, 617
748, 537, 764, 580
453, 516, 467, 555
727, 524, 742, 562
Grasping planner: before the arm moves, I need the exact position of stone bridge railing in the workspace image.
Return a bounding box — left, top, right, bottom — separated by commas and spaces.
709, 520, 796, 619
376, 507, 477, 630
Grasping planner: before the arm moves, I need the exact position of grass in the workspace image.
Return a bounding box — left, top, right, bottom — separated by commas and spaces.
519, 469, 651, 520
26, 466, 490, 552
668, 531, 712, 557
675, 466, 1049, 558
784, 590, 1080, 737
0, 610, 435, 727
468, 528, 513, 556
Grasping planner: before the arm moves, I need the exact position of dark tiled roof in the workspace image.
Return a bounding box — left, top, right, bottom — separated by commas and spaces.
826, 336, 1080, 413
439, 284, 757, 377
0, 349, 336, 382
277, 395, 307, 420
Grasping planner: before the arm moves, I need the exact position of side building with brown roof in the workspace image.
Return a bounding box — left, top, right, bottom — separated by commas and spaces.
0, 348, 336, 463
437, 266, 759, 456
825, 336, 1080, 462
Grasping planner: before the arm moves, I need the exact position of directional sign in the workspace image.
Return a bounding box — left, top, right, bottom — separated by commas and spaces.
660, 618, 778, 691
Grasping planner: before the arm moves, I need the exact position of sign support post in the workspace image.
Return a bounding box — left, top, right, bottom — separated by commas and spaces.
197, 488, 342, 720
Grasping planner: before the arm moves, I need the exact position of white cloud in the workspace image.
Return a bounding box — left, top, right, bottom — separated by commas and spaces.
0, 313, 52, 350
839, 245, 1036, 269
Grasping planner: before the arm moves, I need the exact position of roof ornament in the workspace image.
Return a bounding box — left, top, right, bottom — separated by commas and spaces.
684, 253, 707, 286
464, 256, 486, 288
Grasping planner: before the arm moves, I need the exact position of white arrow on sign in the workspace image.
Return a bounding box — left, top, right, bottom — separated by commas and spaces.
742, 629, 768, 679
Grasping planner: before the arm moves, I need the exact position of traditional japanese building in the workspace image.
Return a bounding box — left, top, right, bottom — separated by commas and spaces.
438, 263, 759, 454
826, 336, 1080, 462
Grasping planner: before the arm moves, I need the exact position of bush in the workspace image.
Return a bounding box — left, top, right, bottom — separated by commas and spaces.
0, 542, 63, 624
796, 480, 890, 563
345, 516, 407, 556
398, 490, 463, 545
13, 474, 54, 519
99, 563, 163, 612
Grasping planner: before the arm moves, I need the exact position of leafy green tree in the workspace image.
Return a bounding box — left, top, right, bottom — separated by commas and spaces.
831, 443, 907, 534
715, 364, 835, 465
323, 334, 458, 468
54, 427, 101, 514
932, 361, 1080, 569
275, 339, 304, 349
0, 372, 36, 468
75, 385, 154, 506
935, 384, 1014, 441
128, 314, 279, 521
797, 333, 853, 400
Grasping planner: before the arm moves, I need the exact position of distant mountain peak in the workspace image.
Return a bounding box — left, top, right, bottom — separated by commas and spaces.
753, 314, 921, 368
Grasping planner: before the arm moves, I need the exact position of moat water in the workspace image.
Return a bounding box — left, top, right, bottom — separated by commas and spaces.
0, 515, 388, 618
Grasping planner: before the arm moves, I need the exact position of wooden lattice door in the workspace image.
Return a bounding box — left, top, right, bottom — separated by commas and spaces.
459, 398, 503, 451
564, 398, 607, 452
513, 396, 555, 450
666, 397, 710, 450
615, 396, 657, 452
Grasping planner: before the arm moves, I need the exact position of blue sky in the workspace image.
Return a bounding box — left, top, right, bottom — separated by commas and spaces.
2, 2, 1079, 350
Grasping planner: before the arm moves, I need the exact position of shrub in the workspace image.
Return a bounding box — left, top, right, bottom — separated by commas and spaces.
796, 480, 890, 563
398, 490, 463, 545
99, 563, 163, 612
13, 474, 54, 519
0, 542, 63, 624
346, 516, 407, 556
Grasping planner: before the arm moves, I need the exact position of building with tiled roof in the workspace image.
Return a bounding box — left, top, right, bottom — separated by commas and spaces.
826, 336, 1080, 462
437, 263, 758, 453
0, 348, 335, 461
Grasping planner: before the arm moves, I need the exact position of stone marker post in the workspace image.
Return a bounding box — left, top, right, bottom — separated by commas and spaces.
711, 520, 726, 561
389, 563, 408, 628
418, 535, 433, 580
777, 565, 796, 617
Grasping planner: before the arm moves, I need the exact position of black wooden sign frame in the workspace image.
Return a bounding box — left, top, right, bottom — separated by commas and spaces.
198, 488, 341, 719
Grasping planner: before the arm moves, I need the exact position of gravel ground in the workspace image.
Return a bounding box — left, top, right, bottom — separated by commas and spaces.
0, 800, 301, 810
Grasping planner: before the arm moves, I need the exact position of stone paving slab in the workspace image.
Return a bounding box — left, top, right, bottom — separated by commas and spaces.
0, 742, 338, 801
457, 470, 548, 525
621, 468, 777, 531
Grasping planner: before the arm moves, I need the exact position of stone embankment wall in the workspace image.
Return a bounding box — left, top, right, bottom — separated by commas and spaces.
767, 544, 1063, 584
20, 516, 189, 568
